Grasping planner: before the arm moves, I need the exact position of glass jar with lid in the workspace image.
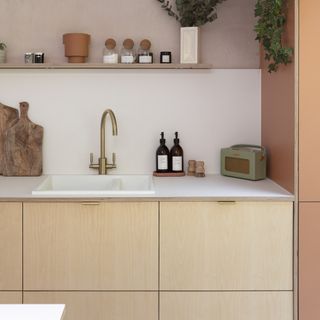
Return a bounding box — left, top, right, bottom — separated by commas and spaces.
120, 38, 135, 64
138, 39, 153, 64
103, 38, 118, 64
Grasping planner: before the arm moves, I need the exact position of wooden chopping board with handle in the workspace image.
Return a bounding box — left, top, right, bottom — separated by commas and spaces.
0, 102, 19, 174
3, 101, 43, 176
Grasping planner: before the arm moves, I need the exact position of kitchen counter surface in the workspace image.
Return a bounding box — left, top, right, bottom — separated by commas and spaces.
0, 174, 294, 201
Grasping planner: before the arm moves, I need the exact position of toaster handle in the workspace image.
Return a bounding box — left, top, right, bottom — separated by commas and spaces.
231, 144, 266, 158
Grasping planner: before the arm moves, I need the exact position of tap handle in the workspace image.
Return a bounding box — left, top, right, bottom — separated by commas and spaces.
112, 152, 116, 165
90, 153, 94, 165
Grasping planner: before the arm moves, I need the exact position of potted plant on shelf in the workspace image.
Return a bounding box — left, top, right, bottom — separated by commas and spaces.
156, 0, 226, 64
0, 42, 6, 63
254, 0, 293, 73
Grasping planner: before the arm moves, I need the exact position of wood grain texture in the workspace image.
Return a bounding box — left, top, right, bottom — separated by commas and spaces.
160, 292, 293, 320
0, 292, 22, 303
24, 292, 157, 320
3, 102, 43, 176
0, 202, 22, 290
160, 202, 293, 290
0, 102, 18, 174
299, 0, 320, 200
23, 202, 158, 290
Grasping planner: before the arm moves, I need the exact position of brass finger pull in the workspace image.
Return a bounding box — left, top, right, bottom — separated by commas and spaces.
217, 201, 236, 205
80, 202, 101, 206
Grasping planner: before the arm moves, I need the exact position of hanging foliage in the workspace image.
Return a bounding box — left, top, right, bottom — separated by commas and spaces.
254, 0, 293, 73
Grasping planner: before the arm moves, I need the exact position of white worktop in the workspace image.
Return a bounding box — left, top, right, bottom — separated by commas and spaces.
0, 174, 293, 201
0, 304, 65, 320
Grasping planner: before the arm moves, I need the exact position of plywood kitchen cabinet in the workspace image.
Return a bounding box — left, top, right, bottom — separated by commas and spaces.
160, 202, 293, 290
0, 202, 22, 290
0, 292, 22, 303
299, 203, 320, 320
160, 292, 293, 320
24, 291, 157, 320
23, 202, 158, 290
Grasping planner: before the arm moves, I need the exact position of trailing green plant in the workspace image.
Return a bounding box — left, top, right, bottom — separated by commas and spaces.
0, 43, 6, 50
255, 0, 293, 73
156, 0, 227, 27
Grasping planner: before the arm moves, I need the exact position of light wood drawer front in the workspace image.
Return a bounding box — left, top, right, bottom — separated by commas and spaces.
24, 202, 158, 290
0, 292, 22, 303
0, 202, 22, 290
160, 202, 293, 290
160, 292, 293, 320
24, 291, 157, 320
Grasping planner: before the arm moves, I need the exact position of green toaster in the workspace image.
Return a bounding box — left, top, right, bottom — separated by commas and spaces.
220, 144, 267, 181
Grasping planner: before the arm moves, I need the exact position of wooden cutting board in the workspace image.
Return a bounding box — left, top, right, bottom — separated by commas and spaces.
3, 101, 43, 176
0, 102, 19, 174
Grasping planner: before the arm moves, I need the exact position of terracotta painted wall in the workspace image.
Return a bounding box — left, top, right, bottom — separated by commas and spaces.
261, 0, 295, 193
0, 0, 259, 67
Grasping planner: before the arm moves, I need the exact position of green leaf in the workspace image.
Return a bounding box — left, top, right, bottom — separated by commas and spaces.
254, 0, 293, 73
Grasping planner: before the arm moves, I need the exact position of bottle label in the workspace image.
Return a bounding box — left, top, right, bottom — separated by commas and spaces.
172, 156, 182, 171
139, 55, 152, 63
158, 155, 168, 170
121, 55, 134, 63
161, 55, 170, 63
103, 54, 118, 64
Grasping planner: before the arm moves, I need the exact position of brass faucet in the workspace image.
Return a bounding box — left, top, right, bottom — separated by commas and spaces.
89, 109, 118, 174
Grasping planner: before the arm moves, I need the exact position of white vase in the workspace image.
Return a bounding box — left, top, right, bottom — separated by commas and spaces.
0, 49, 6, 63
180, 26, 199, 64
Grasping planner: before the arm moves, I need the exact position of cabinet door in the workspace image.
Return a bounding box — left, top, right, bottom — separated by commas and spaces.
24, 292, 157, 320
160, 202, 293, 290
160, 292, 292, 320
24, 202, 158, 290
0, 202, 22, 290
299, 202, 320, 320
299, 0, 320, 201
0, 292, 22, 303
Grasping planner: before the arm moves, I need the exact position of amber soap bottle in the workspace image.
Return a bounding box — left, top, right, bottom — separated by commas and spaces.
170, 132, 184, 172
156, 132, 170, 172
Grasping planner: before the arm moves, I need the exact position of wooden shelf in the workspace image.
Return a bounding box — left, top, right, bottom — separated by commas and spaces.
0, 63, 213, 70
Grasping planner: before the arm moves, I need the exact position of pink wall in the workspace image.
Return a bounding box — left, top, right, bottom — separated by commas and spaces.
0, 0, 258, 67
261, 0, 295, 193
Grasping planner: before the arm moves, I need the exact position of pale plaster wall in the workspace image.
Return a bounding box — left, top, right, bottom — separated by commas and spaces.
0, 69, 261, 174
0, 0, 259, 67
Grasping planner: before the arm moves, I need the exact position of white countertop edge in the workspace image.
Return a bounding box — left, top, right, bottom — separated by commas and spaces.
0, 304, 65, 320
0, 174, 294, 201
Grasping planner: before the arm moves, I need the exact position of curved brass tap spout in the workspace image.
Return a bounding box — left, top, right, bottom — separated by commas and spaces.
89, 109, 118, 174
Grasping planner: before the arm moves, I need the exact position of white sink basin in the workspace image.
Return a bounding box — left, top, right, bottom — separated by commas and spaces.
32, 175, 155, 196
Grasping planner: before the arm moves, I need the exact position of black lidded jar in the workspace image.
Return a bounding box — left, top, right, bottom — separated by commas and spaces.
170, 132, 184, 172
156, 132, 170, 173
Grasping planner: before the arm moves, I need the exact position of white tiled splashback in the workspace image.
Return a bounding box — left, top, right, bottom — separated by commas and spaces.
0, 69, 260, 174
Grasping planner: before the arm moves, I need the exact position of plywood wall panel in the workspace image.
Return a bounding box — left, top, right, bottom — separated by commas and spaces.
299, 0, 320, 201
299, 203, 320, 320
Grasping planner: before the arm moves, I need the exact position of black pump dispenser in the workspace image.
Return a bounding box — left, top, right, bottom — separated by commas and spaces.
160, 132, 165, 144
156, 132, 169, 172
173, 132, 179, 144
170, 132, 184, 172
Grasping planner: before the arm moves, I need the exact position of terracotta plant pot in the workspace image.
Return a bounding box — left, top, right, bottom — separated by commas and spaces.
63, 33, 90, 63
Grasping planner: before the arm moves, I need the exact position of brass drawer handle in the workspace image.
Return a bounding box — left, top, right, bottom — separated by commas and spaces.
217, 201, 236, 205
80, 202, 101, 206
